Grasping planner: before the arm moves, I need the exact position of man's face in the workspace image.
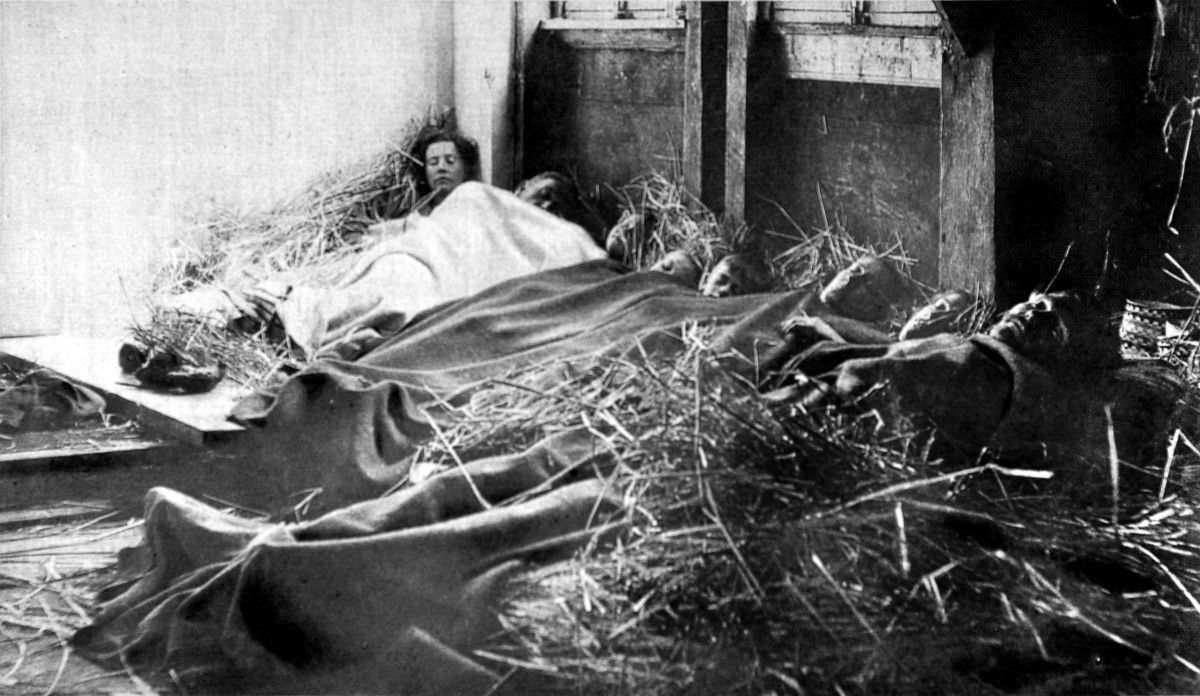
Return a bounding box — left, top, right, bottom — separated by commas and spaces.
516, 175, 571, 215
424, 141, 467, 192
987, 292, 1075, 361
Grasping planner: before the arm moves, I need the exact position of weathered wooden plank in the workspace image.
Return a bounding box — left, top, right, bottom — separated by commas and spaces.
558, 1, 678, 22
549, 27, 683, 51
784, 30, 941, 88
773, 1, 855, 25
574, 101, 685, 183
747, 77, 940, 283
0, 335, 247, 446
699, 1, 727, 212
932, 0, 990, 58
577, 46, 683, 103
522, 22, 687, 191
724, 0, 749, 225
938, 39, 996, 295
682, 1, 702, 203
866, 0, 940, 28
0, 499, 113, 529
0, 424, 172, 471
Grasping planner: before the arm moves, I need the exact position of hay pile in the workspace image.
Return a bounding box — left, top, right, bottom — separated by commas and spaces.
755, 183, 918, 296
131, 112, 452, 388
153, 111, 450, 296
605, 173, 733, 271
126, 305, 296, 388
409, 332, 1200, 695
605, 172, 914, 295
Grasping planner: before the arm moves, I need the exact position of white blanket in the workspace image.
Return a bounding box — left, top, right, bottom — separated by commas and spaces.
275, 182, 607, 358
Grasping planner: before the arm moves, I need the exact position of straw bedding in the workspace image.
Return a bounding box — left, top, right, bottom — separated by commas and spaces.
462, 340, 1200, 695
74, 294, 1200, 694
96, 147, 1200, 694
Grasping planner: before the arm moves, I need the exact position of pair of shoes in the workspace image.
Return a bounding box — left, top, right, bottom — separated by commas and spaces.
119, 342, 225, 394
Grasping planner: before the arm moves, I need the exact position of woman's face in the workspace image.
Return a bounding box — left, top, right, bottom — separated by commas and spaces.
424, 140, 467, 192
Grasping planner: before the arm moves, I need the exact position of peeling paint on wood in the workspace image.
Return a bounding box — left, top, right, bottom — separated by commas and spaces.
783, 30, 941, 88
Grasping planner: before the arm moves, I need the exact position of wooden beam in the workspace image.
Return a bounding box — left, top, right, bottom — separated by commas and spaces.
724, 1, 750, 225
933, 1, 991, 58
682, 1, 703, 204
938, 37, 996, 296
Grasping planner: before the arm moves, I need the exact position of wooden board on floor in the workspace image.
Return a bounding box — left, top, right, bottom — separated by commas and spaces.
0, 424, 173, 472
0, 335, 247, 446
0, 499, 114, 529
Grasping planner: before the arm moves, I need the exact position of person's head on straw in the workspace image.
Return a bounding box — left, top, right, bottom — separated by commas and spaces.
411, 127, 481, 199
819, 255, 910, 323
987, 289, 1120, 368
514, 171, 608, 245
701, 253, 761, 298
899, 289, 977, 340
649, 249, 702, 288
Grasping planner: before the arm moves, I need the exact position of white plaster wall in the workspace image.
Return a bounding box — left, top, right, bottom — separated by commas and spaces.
453, 0, 515, 189
1, 0, 453, 337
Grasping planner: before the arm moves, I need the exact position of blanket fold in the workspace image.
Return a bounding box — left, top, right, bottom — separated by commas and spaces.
77, 261, 814, 693
228, 260, 809, 508
73, 429, 625, 694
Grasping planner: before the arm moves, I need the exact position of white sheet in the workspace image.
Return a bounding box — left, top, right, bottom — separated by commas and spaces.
275, 182, 608, 358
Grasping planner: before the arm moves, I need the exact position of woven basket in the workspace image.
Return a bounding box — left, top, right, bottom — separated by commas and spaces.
1119, 300, 1191, 357
1158, 336, 1200, 371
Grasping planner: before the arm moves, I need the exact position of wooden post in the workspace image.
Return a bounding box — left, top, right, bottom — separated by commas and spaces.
682, 2, 703, 204
724, 1, 749, 225
938, 38, 996, 296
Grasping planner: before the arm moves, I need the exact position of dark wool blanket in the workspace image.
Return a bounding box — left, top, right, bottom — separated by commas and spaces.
225, 259, 807, 507
768, 332, 1188, 463
73, 260, 811, 694
74, 260, 1187, 694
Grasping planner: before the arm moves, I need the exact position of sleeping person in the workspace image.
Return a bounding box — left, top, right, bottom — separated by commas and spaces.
761, 289, 1184, 463
164, 180, 609, 362
258, 182, 609, 359
407, 127, 482, 215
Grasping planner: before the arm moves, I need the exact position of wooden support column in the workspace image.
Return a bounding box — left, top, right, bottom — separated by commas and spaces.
938, 38, 996, 296
682, 2, 703, 204
724, 1, 749, 224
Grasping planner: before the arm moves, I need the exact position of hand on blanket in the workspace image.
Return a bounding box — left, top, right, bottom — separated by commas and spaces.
755, 315, 845, 390
781, 315, 845, 344
761, 370, 839, 411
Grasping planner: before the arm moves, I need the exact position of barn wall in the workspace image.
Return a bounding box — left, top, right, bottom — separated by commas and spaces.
746, 30, 941, 285
0, 1, 454, 337
990, 2, 1175, 306
522, 26, 686, 194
